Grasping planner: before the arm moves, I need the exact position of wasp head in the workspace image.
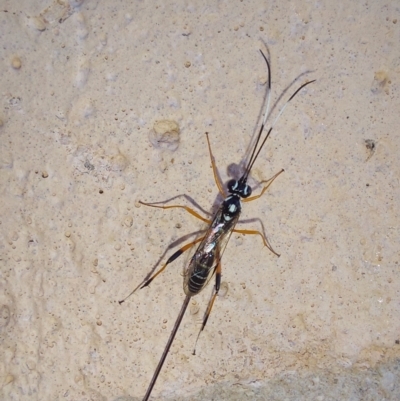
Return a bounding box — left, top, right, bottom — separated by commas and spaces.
227, 179, 252, 199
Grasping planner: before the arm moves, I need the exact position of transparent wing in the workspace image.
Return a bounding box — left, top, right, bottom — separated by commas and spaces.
183, 206, 240, 296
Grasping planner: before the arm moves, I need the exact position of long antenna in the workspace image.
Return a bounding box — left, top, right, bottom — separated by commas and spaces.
241, 51, 315, 183
242, 50, 272, 183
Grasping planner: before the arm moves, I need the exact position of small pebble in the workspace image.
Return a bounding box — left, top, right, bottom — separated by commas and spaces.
190, 301, 199, 315
29, 16, 46, 31
218, 282, 229, 298
150, 120, 180, 151
11, 56, 21, 70
124, 216, 133, 227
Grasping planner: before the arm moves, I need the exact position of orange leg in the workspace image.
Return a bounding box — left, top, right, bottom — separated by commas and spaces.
118, 236, 204, 304
140, 236, 205, 289
140, 201, 211, 224
192, 260, 222, 355
243, 168, 284, 203
233, 228, 280, 257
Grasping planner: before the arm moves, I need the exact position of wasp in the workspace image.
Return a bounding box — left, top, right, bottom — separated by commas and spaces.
119, 50, 315, 401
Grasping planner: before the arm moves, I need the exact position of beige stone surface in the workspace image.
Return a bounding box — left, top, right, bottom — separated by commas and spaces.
0, 1, 399, 400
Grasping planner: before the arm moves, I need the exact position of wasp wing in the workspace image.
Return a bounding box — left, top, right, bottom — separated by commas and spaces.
183, 205, 240, 296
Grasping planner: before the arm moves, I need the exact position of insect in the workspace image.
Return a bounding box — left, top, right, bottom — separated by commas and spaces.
119, 50, 315, 401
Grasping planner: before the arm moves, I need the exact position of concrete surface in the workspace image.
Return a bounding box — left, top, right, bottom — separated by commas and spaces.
0, 0, 399, 400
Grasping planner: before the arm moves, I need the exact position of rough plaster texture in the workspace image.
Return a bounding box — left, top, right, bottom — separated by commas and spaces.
0, 0, 399, 400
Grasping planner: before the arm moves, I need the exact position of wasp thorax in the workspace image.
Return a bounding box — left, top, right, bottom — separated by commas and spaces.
227, 179, 252, 198
222, 195, 241, 221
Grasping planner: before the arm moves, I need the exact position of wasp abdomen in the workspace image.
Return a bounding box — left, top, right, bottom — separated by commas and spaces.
186, 251, 216, 295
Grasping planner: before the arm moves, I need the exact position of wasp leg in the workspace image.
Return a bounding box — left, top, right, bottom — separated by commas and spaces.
242, 168, 284, 203
192, 260, 221, 355
140, 201, 211, 224
205, 132, 226, 198
118, 236, 204, 305
233, 228, 280, 257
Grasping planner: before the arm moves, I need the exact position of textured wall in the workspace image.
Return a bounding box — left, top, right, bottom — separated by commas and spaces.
0, 0, 399, 400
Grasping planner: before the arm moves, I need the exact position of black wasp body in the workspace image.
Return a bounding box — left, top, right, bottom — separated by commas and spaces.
119, 49, 315, 401
184, 178, 250, 296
